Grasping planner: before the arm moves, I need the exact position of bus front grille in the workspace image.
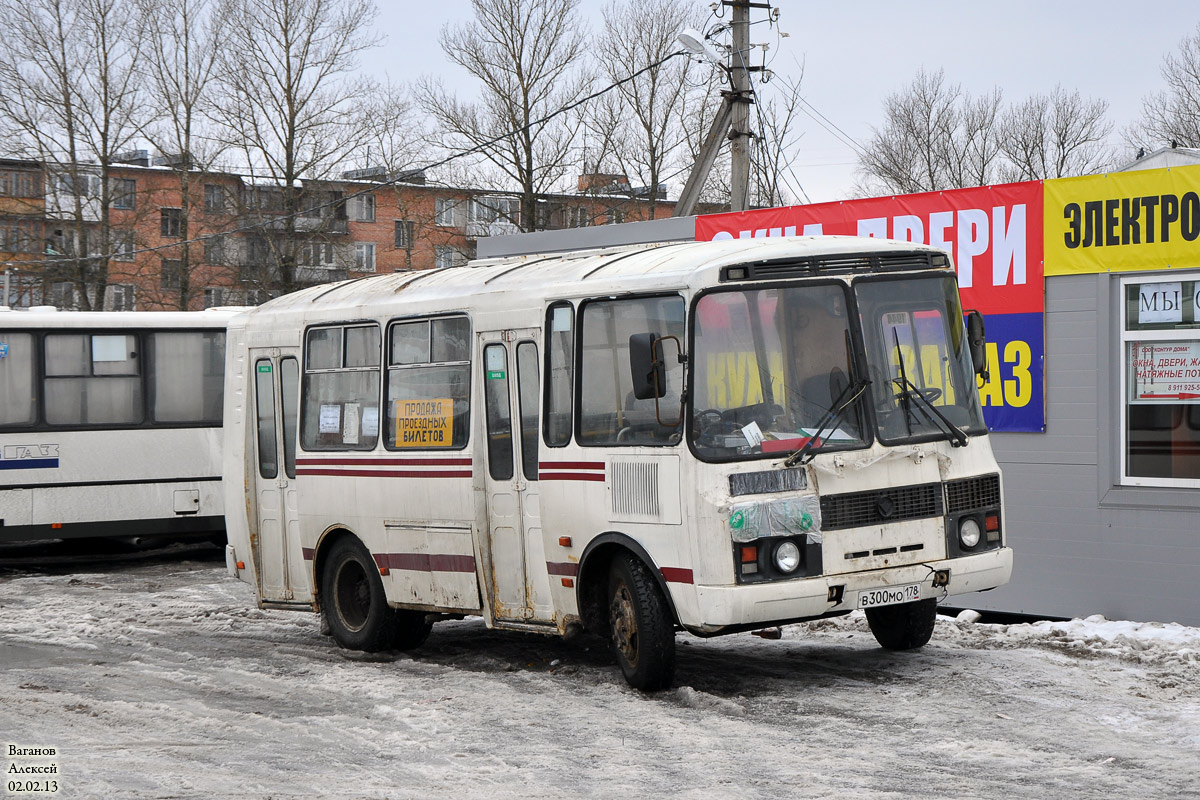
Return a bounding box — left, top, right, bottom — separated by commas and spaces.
819, 482, 944, 530
945, 474, 1001, 512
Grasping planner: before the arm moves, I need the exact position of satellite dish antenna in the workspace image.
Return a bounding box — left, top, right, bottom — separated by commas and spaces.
677, 29, 724, 65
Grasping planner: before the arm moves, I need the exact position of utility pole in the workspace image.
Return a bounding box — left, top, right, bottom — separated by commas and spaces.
675, 0, 763, 216
728, 0, 752, 212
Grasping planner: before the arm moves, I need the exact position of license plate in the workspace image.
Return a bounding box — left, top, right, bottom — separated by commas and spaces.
857, 583, 922, 609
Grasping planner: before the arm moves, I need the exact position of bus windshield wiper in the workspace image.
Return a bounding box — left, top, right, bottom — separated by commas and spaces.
784, 378, 869, 468
890, 376, 968, 447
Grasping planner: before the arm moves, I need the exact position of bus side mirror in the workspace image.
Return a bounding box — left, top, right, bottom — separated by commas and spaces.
629, 332, 666, 400
966, 310, 988, 381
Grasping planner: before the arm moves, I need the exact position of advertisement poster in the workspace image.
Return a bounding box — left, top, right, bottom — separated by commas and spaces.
695, 182, 1046, 431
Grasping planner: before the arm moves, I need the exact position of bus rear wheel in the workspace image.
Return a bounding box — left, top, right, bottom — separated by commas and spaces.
321, 537, 400, 652
607, 553, 675, 691
865, 598, 937, 650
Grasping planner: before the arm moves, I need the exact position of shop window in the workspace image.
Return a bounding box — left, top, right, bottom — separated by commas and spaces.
1120, 274, 1200, 486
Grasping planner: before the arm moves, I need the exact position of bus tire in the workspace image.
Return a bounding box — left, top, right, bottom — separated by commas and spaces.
607, 553, 676, 691
865, 598, 937, 650
392, 610, 433, 651
321, 537, 398, 652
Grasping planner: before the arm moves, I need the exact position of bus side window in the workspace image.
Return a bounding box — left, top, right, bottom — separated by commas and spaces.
578, 295, 684, 446
385, 315, 471, 450
544, 302, 573, 447
280, 357, 299, 479
149, 331, 226, 424
44, 333, 142, 426
516, 341, 539, 480
255, 359, 278, 479
0, 332, 37, 426
300, 323, 381, 451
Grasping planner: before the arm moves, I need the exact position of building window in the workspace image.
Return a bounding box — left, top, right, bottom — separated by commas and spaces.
607, 209, 625, 225
108, 284, 135, 311
394, 219, 414, 250
160, 208, 182, 237
162, 259, 182, 290
204, 235, 226, 265
0, 169, 40, 198
0, 218, 41, 254
50, 282, 76, 310
468, 196, 519, 224
434, 245, 458, 269
1120, 273, 1200, 487
55, 173, 100, 196
111, 178, 136, 209
569, 206, 590, 228
204, 184, 227, 213
300, 241, 336, 267
435, 197, 459, 227
204, 287, 225, 308
112, 230, 135, 261
354, 242, 376, 272
350, 193, 375, 222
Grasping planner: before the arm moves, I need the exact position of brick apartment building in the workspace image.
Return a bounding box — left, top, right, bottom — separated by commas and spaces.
1, 156, 698, 311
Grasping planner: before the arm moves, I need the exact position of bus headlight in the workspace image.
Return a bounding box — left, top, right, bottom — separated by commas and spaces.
774, 540, 801, 573
959, 518, 982, 549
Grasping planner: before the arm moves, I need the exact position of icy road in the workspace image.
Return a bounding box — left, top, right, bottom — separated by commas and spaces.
2, 555, 1199, 800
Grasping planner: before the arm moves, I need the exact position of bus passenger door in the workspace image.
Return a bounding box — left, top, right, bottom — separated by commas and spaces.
481, 333, 552, 623
250, 352, 300, 603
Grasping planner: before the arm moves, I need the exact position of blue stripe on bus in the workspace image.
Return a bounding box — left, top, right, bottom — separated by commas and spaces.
0, 459, 60, 470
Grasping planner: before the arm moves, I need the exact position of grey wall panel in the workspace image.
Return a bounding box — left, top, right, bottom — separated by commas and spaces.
965, 273, 1200, 626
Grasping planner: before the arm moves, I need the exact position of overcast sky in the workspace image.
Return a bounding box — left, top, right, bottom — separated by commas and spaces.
371, 1, 1199, 204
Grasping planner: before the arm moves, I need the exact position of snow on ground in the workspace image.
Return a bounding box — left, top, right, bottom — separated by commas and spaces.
2, 556, 1199, 800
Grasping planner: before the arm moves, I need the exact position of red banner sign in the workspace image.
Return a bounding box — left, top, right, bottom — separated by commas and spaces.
694, 182, 1044, 316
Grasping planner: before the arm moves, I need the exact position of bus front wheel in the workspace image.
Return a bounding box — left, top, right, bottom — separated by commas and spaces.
321, 537, 400, 652
607, 554, 676, 691
864, 598, 937, 650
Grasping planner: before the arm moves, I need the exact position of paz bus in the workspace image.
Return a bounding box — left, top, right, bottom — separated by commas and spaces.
0, 308, 236, 545
222, 236, 1013, 690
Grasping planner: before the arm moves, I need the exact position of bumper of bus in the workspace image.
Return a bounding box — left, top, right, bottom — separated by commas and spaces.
684, 546, 1013, 635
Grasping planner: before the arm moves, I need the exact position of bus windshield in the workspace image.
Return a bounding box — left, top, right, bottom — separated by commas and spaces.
690, 282, 867, 460
689, 274, 986, 461
856, 274, 986, 445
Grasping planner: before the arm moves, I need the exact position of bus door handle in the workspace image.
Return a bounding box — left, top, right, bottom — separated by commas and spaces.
276, 478, 289, 489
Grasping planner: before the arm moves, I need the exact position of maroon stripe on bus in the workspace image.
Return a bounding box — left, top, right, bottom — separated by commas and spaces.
545, 561, 579, 577
380, 553, 476, 573
297, 457, 472, 467
294, 468, 473, 479
539, 472, 606, 482
538, 461, 604, 471
660, 567, 694, 584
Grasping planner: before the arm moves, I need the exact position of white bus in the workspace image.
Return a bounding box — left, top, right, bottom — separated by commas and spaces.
223, 237, 1013, 690
0, 308, 237, 546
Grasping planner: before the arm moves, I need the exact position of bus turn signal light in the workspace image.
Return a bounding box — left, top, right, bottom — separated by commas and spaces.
558, 536, 572, 547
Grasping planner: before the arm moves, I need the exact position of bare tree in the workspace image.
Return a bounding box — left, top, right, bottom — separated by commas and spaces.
588, 0, 704, 217
419, 0, 590, 232
1000, 86, 1113, 181
748, 74, 808, 209
0, 0, 148, 310
1130, 23, 1200, 150
137, 0, 230, 309
856, 69, 1004, 196
212, 0, 381, 295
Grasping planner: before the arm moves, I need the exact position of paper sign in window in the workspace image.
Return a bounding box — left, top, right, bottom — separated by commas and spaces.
395, 398, 454, 447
